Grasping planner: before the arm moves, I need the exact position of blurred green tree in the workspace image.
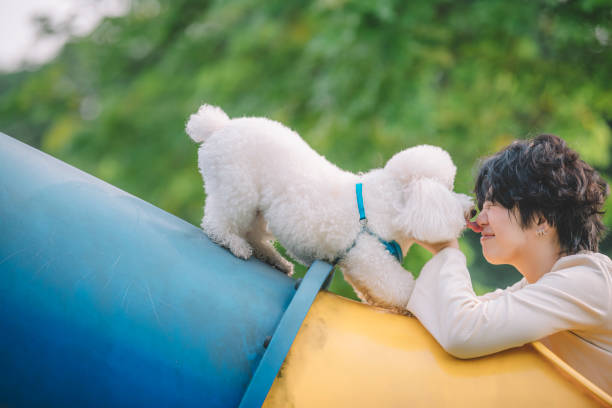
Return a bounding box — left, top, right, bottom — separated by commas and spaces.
1, 0, 610, 298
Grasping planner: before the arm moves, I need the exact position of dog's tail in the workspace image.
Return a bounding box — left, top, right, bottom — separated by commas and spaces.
186, 104, 230, 144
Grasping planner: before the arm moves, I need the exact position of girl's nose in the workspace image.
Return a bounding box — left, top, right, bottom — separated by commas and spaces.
476, 210, 488, 226
467, 209, 487, 233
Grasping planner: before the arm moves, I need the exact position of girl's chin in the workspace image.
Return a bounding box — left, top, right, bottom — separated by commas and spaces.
481, 249, 507, 265
482, 254, 499, 265
481, 244, 501, 265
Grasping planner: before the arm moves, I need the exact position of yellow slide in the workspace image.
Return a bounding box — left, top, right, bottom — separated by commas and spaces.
264, 291, 611, 407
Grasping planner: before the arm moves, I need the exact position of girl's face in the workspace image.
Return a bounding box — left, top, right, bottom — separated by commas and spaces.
475, 201, 532, 265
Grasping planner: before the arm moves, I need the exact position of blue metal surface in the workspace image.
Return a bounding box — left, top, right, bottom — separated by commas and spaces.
239, 261, 333, 408
0, 133, 296, 407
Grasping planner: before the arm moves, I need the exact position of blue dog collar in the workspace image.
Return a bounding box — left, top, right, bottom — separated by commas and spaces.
355, 183, 403, 263
356, 183, 366, 221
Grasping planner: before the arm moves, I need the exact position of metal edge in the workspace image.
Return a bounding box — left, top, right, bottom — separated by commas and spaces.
531, 341, 612, 406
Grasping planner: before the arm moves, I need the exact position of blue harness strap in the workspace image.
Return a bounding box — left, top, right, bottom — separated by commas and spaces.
381, 239, 403, 263
356, 183, 366, 221
353, 183, 403, 263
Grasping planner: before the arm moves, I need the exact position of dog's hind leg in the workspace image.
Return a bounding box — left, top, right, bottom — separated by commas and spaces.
201, 197, 255, 260
246, 213, 294, 275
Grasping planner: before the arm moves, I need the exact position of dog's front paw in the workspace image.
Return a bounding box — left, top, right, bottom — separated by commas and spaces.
277, 260, 294, 276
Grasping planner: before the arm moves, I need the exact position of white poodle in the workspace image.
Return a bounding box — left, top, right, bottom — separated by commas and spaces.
186, 104, 473, 313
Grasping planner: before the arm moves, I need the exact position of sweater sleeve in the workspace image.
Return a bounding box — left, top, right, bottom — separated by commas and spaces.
406, 248, 610, 358
477, 277, 527, 301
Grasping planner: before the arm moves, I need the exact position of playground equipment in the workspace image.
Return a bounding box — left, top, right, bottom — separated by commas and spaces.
0, 133, 609, 407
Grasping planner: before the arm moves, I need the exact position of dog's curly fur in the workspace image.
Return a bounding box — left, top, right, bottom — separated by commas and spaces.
186, 104, 473, 313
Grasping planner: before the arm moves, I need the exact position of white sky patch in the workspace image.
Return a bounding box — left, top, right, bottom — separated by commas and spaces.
595, 25, 609, 46
0, 0, 129, 72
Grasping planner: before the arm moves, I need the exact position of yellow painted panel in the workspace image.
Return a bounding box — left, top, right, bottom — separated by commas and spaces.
264, 292, 606, 407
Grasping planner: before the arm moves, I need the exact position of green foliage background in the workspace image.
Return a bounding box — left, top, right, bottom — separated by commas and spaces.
1, 0, 611, 299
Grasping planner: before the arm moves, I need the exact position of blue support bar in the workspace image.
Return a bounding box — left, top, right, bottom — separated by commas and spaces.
239, 261, 333, 408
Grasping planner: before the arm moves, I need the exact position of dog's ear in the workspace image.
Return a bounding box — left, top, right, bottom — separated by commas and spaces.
394, 178, 468, 243
385, 145, 456, 190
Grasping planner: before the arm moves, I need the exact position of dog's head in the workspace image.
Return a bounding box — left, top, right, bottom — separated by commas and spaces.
385, 145, 474, 243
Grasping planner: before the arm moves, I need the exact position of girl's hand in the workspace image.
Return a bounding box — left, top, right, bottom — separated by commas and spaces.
416, 239, 459, 255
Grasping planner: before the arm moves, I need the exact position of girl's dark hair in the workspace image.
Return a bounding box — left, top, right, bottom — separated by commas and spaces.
474, 134, 609, 254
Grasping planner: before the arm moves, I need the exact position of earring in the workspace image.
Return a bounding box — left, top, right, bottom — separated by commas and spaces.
536, 228, 548, 237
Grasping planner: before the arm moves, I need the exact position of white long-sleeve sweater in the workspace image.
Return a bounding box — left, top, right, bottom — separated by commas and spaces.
407, 248, 612, 393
